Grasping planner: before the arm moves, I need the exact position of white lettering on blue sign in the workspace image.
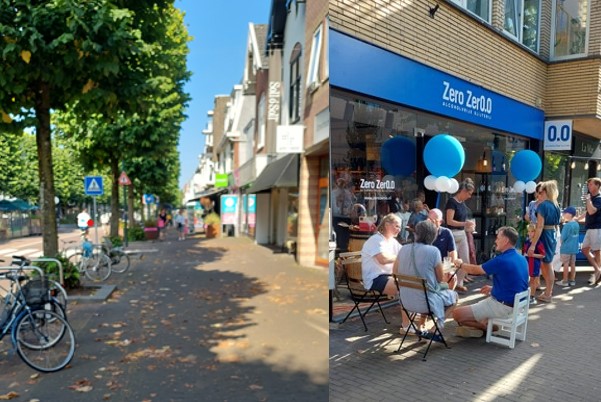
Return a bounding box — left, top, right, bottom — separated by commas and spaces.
442, 81, 493, 120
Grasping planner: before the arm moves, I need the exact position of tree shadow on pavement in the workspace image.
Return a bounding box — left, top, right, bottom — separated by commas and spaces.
0, 239, 328, 402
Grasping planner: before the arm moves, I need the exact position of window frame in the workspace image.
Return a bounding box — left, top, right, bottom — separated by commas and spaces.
289, 43, 302, 123
306, 23, 323, 87
257, 94, 266, 151
503, 0, 541, 53
449, 0, 492, 22
550, 0, 590, 60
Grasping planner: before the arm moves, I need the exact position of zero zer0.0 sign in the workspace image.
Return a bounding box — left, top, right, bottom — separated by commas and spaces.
543, 120, 572, 151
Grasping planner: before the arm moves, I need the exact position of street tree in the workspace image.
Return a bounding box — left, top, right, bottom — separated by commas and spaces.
0, 1, 145, 256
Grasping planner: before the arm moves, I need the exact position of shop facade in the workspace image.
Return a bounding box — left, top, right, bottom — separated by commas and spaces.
330, 30, 545, 262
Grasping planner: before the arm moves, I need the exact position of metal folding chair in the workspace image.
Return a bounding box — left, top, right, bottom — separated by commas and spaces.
339, 251, 391, 331
394, 273, 449, 361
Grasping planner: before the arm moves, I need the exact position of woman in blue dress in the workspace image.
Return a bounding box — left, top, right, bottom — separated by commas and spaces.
527, 180, 561, 303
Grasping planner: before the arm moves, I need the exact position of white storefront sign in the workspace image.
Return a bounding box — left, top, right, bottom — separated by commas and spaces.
276, 125, 304, 153
544, 120, 572, 151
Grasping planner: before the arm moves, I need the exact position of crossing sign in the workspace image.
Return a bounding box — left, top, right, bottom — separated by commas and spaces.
118, 171, 132, 186
84, 176, 104, 196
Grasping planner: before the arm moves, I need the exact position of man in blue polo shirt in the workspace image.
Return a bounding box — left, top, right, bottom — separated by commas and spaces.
451, 226, 529, 338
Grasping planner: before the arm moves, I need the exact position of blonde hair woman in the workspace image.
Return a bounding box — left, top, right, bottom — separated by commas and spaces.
361, 214, 403, 297
527, 180, 561, 302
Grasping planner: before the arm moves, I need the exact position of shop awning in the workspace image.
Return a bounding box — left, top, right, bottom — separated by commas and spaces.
188, 187, 227, 202
247, 154, 298, 194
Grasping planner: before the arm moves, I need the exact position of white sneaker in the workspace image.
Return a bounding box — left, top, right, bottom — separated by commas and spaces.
555, 280, 570, 287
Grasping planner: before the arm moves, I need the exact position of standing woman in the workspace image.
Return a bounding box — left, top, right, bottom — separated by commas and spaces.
445, 178, 476, 292
528, 180, 561, 303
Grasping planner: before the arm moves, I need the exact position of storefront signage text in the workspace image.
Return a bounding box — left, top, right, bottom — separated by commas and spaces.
442, 81, 493, 120
543, 120, 572, 151
268, 81, 281, 121
359, 178, 395, 190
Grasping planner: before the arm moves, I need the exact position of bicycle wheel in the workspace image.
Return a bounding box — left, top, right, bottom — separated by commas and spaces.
17, 301, 66, 346
84, 253, 112, 282
110, 250, 131, 273
14, 309, 75, 372
48, 280, 68, 311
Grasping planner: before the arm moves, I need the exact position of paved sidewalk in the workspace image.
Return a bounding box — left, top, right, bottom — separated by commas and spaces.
0, 232, 329, 401
331, 271, 601, 402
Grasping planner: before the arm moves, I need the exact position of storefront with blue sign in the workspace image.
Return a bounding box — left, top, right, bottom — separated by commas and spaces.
330, 29, 548, 262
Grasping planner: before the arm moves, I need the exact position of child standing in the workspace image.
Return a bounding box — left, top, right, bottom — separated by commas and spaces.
523, 223, 546, 304
557, 206, 580, 286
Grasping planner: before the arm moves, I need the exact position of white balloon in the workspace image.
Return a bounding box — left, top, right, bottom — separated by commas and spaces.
448, 178, 459, 194
424, 175, 437, 191
435, 176, 451, 192
513, 180, 526, 192
525, 181, 537, 194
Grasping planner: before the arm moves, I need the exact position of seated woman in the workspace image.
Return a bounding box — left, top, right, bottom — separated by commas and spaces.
395, 220, 458, 332
361, 213, 403, 298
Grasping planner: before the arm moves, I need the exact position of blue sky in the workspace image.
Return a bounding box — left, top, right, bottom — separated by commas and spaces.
175, 0, 272, 189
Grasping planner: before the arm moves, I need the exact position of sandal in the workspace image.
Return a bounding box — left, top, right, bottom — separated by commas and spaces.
536, 294, 552, 303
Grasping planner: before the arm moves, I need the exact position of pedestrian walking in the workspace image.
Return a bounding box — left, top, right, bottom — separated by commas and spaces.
158, 208, 167, 241
175, 208, 186, 241
578, 177, 601, 285
77, 208, 91, 232
527, 180, 561, 303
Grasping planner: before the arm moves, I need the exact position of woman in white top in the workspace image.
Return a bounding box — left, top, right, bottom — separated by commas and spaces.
361, 213, 402, 296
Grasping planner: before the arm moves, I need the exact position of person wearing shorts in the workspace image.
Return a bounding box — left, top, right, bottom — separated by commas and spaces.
452, 226, 529, 338
557, 206, 579, 287
580, 177, 601, 284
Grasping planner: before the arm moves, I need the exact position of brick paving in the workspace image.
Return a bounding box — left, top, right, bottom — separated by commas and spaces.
330, 269, 601, 402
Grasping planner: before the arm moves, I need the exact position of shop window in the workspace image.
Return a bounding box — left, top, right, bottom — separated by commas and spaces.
450, 0, 491, 22
504, 0, 540, 52
551, 0, 589, 59
306, 24, 323, 89
289, 43, 302, 123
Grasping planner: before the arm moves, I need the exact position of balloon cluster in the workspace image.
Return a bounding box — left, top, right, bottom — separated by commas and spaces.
510, 150, 542, 194
422, 134, 465, 193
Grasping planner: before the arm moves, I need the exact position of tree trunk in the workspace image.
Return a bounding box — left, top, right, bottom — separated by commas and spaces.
110, 157, 120, 238
34, 81, 58, 257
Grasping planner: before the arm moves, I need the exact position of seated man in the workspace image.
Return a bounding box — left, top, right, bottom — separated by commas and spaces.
452, 226, 529, 338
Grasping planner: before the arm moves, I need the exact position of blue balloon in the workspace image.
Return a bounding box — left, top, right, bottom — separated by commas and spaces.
510, 150, 541, 182
381, 136, 416, 176
423, 134, 465, 177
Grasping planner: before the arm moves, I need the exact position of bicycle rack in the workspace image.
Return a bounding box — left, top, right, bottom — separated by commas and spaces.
32, 258, 63, 286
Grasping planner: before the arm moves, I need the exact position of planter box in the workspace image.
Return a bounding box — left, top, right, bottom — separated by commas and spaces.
144, 227, 159, 240
205, 224, 220, 239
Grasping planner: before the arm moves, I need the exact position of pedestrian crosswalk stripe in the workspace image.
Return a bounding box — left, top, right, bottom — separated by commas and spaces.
0, 248, 18, 256
87, 178, 101, 192
0, 248, 39, 258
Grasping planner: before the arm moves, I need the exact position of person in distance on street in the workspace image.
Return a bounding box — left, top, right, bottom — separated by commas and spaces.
452, 226, 528, 338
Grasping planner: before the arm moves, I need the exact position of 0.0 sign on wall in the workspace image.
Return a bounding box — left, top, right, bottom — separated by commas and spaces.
543, 120, 572, 151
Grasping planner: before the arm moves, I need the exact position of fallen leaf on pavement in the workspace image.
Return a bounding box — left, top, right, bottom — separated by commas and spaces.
68, 379, 93, 393
0, 392, 18, 400
249, 384, 263, 390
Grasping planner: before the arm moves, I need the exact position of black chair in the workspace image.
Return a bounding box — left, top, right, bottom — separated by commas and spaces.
339, 252, 391, 331
394, 273, 449, 361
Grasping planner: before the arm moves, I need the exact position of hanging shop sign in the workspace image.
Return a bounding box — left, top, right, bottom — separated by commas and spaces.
543, 120, 572, 151
330, 29, 545, 140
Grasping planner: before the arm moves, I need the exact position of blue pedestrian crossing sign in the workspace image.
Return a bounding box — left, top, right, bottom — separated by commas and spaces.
84, 176, 104, 196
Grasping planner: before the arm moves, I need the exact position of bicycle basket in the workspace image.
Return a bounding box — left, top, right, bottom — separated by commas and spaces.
22, 278, 51, 305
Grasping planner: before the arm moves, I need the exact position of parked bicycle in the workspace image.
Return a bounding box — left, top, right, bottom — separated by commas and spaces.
0, 266, 75, 372
101, 237, 131, 274
63, 233, 112, 282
